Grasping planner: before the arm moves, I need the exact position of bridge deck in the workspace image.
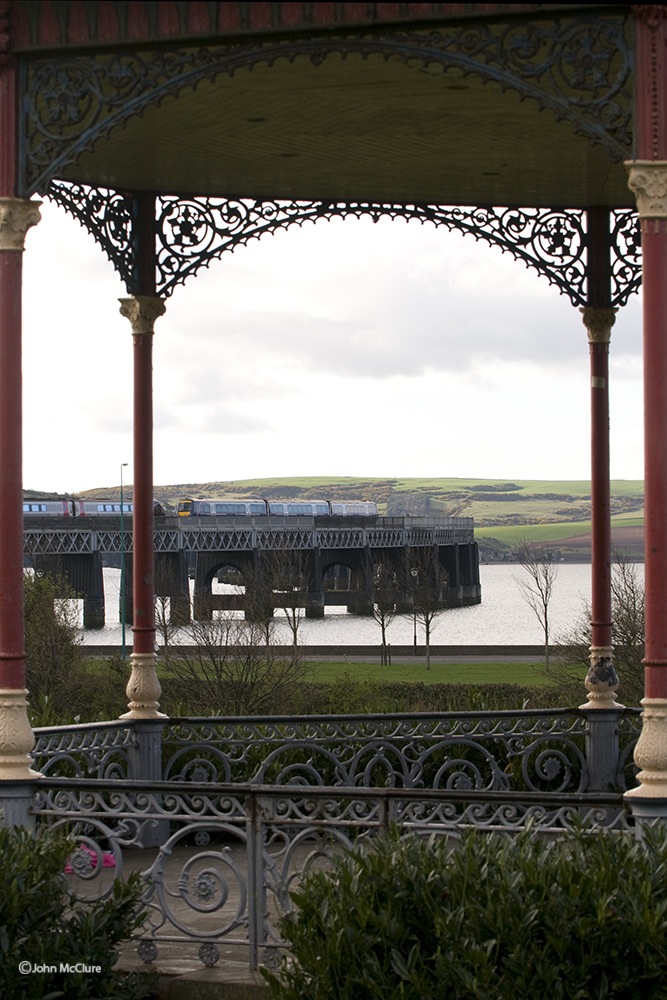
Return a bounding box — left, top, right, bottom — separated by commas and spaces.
23, 514, 475, 554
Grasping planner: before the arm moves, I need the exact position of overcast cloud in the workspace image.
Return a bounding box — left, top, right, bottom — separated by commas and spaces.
21, 202, 643, 494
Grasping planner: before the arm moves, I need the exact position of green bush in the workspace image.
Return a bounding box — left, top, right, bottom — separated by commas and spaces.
0, 824, 155, 999
265, 826, 667, 999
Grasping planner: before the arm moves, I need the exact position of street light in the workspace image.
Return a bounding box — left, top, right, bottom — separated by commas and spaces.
411, 567, 418, 656
120, 463, 129, 661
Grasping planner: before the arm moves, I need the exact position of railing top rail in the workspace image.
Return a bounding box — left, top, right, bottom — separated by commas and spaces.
33, 719, 135, 736
161, 706, 640, 725
32, 705, 641, 739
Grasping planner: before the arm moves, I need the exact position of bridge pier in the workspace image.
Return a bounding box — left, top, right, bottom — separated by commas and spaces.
155, 551, 191, 624
346, 595, 374, 615
34, 553, 106, 630
460, 541, 482, 605
305, 548, 324, 617
118, 551, 133, 627
305, 593, 325, 618
82, 553, 105, 630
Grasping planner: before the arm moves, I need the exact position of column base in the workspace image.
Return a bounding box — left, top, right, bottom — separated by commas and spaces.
121, 652, 167, 720
0, 689, 41, 781
579, 647, 623, 709
0, 781, 40, 827
624, 698, 667, 809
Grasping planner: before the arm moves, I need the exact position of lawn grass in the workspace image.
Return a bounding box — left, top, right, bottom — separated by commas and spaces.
84, 653, 553, 689
302, 659, 554, 687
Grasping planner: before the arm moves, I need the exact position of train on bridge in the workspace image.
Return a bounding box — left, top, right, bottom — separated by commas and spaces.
177, 498, 379, 517
23, 499, 134, 516
24, 497, 379, 519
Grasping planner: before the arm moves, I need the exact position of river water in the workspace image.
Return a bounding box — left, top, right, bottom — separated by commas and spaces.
79, 563, 631, 647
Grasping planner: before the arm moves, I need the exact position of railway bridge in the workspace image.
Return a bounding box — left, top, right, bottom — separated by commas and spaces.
25, 514, 480, 628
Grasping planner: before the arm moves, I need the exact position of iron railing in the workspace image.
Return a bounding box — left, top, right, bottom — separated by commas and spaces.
30, 707, 642, 971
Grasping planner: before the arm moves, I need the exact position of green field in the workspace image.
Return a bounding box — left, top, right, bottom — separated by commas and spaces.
475, 515, 645, 547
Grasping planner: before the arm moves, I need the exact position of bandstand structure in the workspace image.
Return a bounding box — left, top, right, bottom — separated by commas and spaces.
0, 3, 666, 835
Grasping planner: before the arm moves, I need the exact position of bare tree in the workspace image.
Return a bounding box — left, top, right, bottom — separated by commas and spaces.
514, 542, 558, 666
409, 547, 449, 670
257, 548, 310, 659
154, 558, 191, 664
164, 610, 310, 716
362, 555, 400, 665
553, 552, 644, 705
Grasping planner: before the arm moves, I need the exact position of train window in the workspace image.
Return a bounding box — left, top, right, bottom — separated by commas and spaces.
216, 503, 245, 514
248, 502, 266, 514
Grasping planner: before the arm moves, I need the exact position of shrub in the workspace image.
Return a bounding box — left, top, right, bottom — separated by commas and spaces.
0, 824, 155, 999
265, 826, 667, 999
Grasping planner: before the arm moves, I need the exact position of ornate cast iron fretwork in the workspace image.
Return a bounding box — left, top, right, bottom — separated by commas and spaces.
610, 208, 642, 304
35, 776, 633, 970
24, 13, 632, 194
47, 181, 642, 308
33, 708, 641, 796
42, 182, 134, 288
32, 703, 639, 969
156, 199, 590, 303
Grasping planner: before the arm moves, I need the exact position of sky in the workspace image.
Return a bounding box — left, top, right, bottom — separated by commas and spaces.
21, 200, 644, 496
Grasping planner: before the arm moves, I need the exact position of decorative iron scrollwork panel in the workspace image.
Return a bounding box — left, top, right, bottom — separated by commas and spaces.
25, 13, 631, 194
35, 777, 633, 971
160, 710, 595, 795
46, 182, 641, 308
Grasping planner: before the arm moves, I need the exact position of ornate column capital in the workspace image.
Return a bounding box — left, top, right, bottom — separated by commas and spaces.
626, 160, 667, 218
0, 198, 41, 251
118, 295, 166, 335
631, 5, 667, 29
580, 306, 616, 345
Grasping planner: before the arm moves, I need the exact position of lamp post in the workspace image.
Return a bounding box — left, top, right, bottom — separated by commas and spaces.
120, 462, 129, 660
411, 567, 418, 656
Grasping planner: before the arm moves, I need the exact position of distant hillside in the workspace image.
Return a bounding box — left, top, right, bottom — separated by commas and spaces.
75, 476, 645, 559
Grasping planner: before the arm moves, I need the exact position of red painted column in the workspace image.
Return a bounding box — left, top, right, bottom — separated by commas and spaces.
119, 297, 166, 719
625, 5, 667, 808
0, 38, 41, 800
642, 227, 667, 695
580, 305, 619, 708
589, 332, 612, 651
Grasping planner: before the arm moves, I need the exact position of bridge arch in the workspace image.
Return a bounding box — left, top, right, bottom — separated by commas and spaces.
193, 555, 252, 621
